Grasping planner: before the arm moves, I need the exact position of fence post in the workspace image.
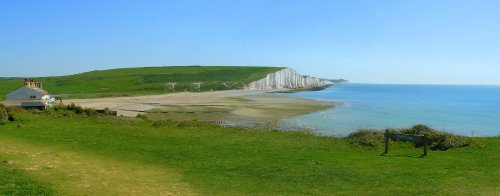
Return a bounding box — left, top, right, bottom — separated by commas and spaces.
384, 130, 389, 155
423, 135, 428, 156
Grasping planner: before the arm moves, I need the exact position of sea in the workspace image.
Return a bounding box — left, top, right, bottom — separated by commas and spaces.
278, 84, 500, 137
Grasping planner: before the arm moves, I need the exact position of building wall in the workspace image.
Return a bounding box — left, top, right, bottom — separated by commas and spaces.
6, 87, 44, 101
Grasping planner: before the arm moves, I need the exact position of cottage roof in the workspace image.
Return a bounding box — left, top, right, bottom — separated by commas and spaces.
7, 86, 48, 96
32, 87, 48, 94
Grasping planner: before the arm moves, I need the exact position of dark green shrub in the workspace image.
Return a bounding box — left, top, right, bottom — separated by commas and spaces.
0, 104, 9, 124
348, 125, 474, 151
427, 132, 472, 150
402, 124, 434, 135
46, 103, 98, 117
347, 129, 385, 147
102, 107, 114, 116
401, 124, 472, 150
136, 113, 148, 120
6, 106, 24, 113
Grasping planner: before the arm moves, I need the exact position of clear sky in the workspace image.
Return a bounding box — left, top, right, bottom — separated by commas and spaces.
1, 0, 499, 84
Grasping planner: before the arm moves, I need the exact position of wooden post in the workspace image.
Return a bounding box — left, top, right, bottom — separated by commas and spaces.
384, 130, 389, 155
423, 135, 428, 156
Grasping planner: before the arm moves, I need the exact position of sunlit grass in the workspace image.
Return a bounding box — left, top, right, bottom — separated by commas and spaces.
0, 111, 499, 195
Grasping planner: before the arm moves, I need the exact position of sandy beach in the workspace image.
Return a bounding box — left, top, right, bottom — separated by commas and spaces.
63, 90, 335, 121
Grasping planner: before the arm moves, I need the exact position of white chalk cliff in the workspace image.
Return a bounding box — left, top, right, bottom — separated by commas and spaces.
245, 68, 333, 90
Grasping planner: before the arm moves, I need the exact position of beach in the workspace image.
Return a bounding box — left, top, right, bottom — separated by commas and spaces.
64, 90, 335, 122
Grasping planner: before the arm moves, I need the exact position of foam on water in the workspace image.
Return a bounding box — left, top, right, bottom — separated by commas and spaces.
279, 84, 500, 137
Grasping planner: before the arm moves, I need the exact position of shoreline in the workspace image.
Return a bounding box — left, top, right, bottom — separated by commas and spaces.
63, 89, 336, 121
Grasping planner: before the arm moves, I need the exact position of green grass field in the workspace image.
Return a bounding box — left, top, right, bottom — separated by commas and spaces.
0, 66, 283, 100
0, 110, 498, 195
0, 163, 55, 195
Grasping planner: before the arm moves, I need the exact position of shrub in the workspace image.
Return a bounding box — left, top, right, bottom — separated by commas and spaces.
402, 124, 434, 135
6, 106, 24, 113
102, 107, 115, 116
401, 124, 472, 151
348, 125, 474, 151
8, 114, 15, 122
347, 129, 385, 147
0, 105, 17, 124
0, 104, 8, 122
136, 113, 148, 120
46, 103, 99, 117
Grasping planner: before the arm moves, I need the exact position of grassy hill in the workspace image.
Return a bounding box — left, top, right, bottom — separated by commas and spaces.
0, 109, 498, 195
0, 66, 284, 100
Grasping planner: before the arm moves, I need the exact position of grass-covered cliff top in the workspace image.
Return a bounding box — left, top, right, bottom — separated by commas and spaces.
0, 66, 284, 100
0, 107, 498, 195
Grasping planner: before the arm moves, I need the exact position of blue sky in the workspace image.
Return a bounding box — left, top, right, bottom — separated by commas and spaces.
1, 0, 499, 84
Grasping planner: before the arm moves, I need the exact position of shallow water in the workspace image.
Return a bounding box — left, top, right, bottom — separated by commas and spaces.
278, 84, 500, 137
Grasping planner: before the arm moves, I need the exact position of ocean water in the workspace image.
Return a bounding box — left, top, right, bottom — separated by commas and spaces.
278, 84, 500, 137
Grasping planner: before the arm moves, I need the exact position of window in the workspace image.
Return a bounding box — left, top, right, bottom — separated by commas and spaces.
30, 96, 37, 99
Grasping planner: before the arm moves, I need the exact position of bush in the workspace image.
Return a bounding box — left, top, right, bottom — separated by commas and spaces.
347, 129, 385, 147
102, 107, 115, 116
401, 124, 472, 151
8, 114, 15, 122
46, 103, 99, 117
6, 106, 24, 113
348, 125, 474, 151
0, 105, 17, 124
136, 113, 148, 120
0, 104, 8, 122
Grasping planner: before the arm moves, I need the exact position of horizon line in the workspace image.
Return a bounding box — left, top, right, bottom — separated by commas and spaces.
350, 82, 500, 86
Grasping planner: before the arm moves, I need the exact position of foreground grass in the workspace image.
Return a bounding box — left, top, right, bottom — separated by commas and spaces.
0, 160, 54, 195
0, 137, 193, 195
0, 66, 283, 100
0, 111, 499, 195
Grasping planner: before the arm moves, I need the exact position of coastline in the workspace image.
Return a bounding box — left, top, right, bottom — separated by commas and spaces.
63, 89, 336, 122
275, 84, 500, 137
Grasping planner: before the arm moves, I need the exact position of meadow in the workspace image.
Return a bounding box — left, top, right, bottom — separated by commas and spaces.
0, 66, 283, 100
0, 108, 498, 195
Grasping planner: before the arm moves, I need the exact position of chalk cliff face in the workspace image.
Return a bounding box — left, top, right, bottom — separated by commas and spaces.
245, 68, 333, 90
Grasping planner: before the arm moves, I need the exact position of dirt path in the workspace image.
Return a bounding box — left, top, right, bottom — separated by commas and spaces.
0, 137, 195, 195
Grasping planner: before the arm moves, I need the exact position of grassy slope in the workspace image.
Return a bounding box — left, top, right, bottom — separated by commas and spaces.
0, 66, 284, 100
0, 112, 499, 195
0, 162, 54, 195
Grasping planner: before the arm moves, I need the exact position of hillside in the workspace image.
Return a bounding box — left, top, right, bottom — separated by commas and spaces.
0, 66, 284, 100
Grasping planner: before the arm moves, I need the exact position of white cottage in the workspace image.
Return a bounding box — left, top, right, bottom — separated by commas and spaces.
7, 79, 55, 103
